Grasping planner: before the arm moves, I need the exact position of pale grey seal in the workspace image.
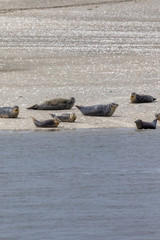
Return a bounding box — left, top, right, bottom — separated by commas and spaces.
135, 119, 157, 129
27, 97, 75, 110
76, 103, 118, 116
31, 117, 61, 128
130, 92, 156, 103
0, 106, 19, 118
49, 113, 76, 122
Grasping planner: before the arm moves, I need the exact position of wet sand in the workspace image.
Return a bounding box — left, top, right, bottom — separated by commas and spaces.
0, 0, 160, 130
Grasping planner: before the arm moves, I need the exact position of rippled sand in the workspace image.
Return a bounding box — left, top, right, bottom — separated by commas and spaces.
0, 0, 160, 130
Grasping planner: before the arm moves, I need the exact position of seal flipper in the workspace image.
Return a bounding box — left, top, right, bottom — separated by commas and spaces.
30, 116, 40, 126
75, 105, 82, 110
30, 116, 38, 123
30, 116, 48, 127
75, 105, 84, 113
27, 104, 38, 110
49, 113, 56, 118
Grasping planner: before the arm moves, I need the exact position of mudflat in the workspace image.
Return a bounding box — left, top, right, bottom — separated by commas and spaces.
0, 0, 160, 130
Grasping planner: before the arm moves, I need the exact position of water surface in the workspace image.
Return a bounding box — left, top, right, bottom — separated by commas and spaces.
0, 128, 160, 240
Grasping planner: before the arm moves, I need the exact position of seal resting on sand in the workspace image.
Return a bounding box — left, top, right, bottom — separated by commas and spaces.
31, 116, 61, 128
130, 92, 156, 103
0, 106, 19, 118
27, 97, 75, 110
155, 113, 160, 121
49, 113, 76, 122
76, 103, 118, 116
135, 119, 157, 129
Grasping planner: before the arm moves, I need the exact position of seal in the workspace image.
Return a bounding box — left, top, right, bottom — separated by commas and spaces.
31, 116, 61, 128
49, 113, 76, 122
135, 119, 157, 129
0, 106, 19, 118
76, 103, 118, 116
130, 92, 156, 103
27, 97, 75, 110
155, 113, 160, 121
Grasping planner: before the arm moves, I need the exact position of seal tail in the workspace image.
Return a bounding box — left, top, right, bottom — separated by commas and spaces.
27, 104, 38, 110
75, 105, 82, 110
30, 116, 37, 122
49, 112, 56, 118
30, 116, 43, 127
153, 97, 157, 101
76, 105, 84, 114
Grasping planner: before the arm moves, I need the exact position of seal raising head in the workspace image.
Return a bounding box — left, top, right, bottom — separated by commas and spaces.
135, 119, 157, 129
31, 116, 61, 128
49, 113, 77, 122
0, 106, 19, 118
76, 102, 118, 116
27, 97, 75, 110
130, 92, 156, 103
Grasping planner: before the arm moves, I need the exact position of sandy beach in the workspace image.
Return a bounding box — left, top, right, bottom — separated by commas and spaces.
0, 0, 160, 130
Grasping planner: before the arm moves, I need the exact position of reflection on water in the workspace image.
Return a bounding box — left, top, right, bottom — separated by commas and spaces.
0, 128, 160, 240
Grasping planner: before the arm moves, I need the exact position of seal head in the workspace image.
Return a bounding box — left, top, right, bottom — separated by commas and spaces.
155, 113, 160, 121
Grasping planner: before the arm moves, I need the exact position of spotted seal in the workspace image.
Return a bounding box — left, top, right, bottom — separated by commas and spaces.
31, 116, 61, 128
135, 119, 157, 129
76, 103, 118, 116
49, 113, 76, 122
27, 97, 75, 110
0, 106, 19, 118
155, 113, 160, 121
130, 92, 156, 103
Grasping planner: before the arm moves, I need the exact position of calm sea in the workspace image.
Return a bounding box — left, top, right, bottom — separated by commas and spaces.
0, 128, 160, 240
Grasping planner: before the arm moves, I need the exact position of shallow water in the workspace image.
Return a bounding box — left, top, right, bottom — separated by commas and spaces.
0, 128, 160, 240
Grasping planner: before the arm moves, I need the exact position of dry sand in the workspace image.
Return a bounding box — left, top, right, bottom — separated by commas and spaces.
0, 0, 160, 130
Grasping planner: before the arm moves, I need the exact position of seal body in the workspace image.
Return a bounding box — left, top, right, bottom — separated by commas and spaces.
135, 119, 157, 129
27, 97, 75, 110
50, 113, 76, 122
76, 103, 118, 116
0, 106, 19, 118
130, 92, 156, 103
31, 117, 61, 128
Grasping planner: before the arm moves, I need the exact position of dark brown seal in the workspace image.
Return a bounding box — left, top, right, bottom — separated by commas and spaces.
27, 97, 75, 110
76, 103, 118, 116
135, 119, 157, 129
31, 116, 61, 128
130, 92, 156, 103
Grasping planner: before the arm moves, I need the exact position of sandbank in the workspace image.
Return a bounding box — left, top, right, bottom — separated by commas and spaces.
0, 0, 160, 130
